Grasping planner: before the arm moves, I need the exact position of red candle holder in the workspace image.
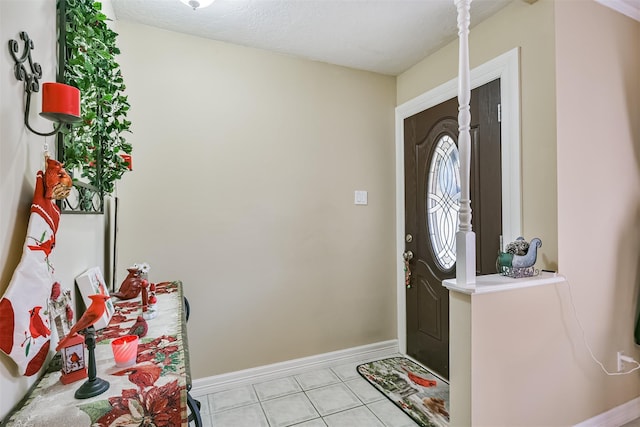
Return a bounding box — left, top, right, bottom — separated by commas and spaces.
40, 82, 81, 123
111, 335, 139, 368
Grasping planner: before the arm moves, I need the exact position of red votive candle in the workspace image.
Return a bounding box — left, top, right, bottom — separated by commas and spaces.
111, 335, 139, 368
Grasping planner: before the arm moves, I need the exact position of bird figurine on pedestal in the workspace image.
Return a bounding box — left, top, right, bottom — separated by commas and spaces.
56, 294, 110, 352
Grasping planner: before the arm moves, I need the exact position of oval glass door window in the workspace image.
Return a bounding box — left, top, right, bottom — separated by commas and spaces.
427, 134, 460, 270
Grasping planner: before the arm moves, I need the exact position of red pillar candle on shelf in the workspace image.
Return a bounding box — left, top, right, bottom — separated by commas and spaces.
40, 82, 81, 122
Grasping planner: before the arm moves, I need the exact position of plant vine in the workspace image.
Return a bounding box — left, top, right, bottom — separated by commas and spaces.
60, 0, 132, 195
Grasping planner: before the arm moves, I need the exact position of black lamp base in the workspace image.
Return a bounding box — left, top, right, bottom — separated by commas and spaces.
74, 325, 109, 399
75, 377, 109, 399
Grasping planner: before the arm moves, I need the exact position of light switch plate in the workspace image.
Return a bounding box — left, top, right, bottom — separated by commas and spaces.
354, 190, 368, 205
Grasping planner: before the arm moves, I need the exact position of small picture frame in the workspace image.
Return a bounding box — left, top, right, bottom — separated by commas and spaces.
49, 287, 73, 338
75, 267, 115, 330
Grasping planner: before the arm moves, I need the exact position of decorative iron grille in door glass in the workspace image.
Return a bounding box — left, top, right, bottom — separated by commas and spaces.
427, 134, 460, 270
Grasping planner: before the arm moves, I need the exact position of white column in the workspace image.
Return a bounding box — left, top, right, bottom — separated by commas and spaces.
455, 0, 476, 287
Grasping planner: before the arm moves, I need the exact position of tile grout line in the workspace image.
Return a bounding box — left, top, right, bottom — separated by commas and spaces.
253, 382, 273, 427
206, 357, 415, 427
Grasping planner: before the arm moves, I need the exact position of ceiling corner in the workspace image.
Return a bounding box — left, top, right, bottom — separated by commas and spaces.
594, 0, 640, 22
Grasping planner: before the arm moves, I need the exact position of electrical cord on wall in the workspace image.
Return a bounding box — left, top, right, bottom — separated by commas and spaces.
566, 278, 640, 376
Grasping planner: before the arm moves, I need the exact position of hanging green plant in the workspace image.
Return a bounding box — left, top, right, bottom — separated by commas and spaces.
60, 0, 132, 195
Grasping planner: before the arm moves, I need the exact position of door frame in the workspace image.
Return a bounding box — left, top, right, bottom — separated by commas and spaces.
395, 48, 521, 354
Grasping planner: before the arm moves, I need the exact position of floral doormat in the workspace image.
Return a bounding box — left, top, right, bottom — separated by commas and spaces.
357, 357, 449, 427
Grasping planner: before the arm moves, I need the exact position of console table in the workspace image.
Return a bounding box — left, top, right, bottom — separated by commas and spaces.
2, 280, 201, 426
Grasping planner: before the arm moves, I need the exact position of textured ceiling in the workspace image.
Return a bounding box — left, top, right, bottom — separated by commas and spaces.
111, 0, 513, 76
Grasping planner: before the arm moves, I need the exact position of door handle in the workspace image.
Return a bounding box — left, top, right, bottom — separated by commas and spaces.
403, 251, 414, 261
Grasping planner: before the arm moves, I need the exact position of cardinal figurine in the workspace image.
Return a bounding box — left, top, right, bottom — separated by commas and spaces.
127, 316, 148, 338
56, 294, 110, 351
112, 268, 145, 300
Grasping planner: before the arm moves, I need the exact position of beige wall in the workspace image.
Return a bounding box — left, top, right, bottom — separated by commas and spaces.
113, 22, 397, 379
398, 0, 558, 269
400, 0, 640, 425
0, 0, 112, 420
556, 0, 640, 422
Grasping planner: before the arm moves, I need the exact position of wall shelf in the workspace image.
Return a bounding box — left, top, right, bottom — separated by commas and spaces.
442, 271, 565, 295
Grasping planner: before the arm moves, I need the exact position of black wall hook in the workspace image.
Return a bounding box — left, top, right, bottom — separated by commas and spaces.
8, 31, 64, 136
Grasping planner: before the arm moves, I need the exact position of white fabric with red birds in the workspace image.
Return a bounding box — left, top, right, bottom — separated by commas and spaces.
0, 160, 70, 376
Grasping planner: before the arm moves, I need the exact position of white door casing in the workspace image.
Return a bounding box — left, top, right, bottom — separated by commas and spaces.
395, 47, 521, 354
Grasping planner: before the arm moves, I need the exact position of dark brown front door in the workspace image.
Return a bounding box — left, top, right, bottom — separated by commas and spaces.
404, 79, 502, 380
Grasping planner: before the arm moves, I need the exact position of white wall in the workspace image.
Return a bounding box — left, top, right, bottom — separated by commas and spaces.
113, 22, 398, 379
0, 0, 109, 420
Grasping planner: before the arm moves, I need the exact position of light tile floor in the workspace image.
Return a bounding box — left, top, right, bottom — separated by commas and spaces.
192, 357, 422, 427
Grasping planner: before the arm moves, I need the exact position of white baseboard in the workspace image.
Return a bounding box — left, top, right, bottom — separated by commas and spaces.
190, 339, 399, 397
574, 396, 640, 427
